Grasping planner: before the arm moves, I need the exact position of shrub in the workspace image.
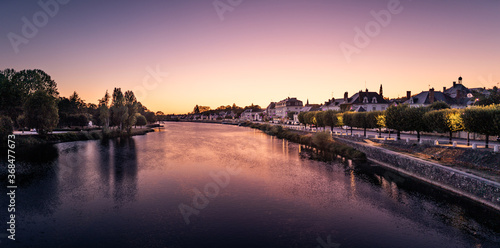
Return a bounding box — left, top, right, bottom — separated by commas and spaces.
312, 132, 332, 149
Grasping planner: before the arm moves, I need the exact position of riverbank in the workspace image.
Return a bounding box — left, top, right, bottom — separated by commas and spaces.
334, 136, 500, 212
239, 122, 367, 161
3, 127, 155, 147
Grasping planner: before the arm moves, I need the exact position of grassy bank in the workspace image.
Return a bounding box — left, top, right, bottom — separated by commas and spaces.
240, 122, 366, 161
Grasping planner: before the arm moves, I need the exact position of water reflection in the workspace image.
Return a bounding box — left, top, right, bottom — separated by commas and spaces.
1, 123, 499, 248
111, 138, 138, 207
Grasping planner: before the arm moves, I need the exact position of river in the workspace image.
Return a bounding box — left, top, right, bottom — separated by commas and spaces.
1, 122, 499, 247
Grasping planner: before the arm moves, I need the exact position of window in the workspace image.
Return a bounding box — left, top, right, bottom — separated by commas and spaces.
373, 106, 376, 111
363, 97, 369, 103
372, 97, 377, 103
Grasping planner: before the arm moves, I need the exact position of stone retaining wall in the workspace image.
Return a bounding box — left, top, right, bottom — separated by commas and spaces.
334, 137, 500, 212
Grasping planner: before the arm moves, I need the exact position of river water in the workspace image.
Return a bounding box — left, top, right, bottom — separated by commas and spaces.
1, 122, 499, 247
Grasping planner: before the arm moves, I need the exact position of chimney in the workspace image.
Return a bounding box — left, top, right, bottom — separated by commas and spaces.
429, 88, 435, 103
365, 88, 368, 93
406, 91, 411, 100
443, 87, 446, 92
344, 92, 348, 102
453, 81, 456, 87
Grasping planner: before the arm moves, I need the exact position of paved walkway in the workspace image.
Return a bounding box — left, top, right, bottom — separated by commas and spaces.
254, 122, 500, 151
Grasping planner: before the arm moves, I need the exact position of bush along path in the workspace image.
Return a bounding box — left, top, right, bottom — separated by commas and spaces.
240, 122, 366, 162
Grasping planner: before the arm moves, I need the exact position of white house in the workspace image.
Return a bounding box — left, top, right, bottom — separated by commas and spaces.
275, 97, 303, 119
240, 109, 264, 121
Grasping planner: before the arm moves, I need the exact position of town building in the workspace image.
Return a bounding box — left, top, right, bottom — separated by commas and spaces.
341, 87, 389, 112
240, 109, 264, 121
404, 77, 475, 108
275, 97, 303, 119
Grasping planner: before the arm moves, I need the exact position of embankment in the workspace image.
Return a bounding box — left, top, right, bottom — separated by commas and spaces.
334, 137, 500, 212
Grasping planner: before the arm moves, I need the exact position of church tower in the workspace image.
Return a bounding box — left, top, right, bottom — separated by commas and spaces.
379, 84, 383, 98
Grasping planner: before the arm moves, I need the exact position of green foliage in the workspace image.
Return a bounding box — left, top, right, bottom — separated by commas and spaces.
463, 105, 500, 136
298, 112, 306, 125
474, 87, 500, 106
336, 113, 344, 126
0, 115, 14, 138
342, 112, 354, 127
315, 111, 326, 128
245, 122, 366, 161
312, 132, 332, 149
135, 114, 147, 127
385, 104, 408, 132
424, 109, 464, 143
0, 69, 59, 126
124, 90, 138, 133
144, 111, 156, 123
323, 110, 339, 131
23, 90, 59, 135
305, 111, 317, 126
375, 112, 386, 128
404, 107, 430, 133
427, 101, 450, 110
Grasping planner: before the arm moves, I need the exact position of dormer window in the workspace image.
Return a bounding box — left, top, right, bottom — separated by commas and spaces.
409, 98, 414, 104
363, 97, 369, 103
372, 97, 377, 103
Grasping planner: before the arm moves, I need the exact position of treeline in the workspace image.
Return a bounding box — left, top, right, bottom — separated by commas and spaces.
0, 68, 157, 137
297, 101, 500, 148
191, 103, 262, 117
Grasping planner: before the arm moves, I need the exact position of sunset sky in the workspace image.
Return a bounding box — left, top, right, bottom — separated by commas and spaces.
1, 0, 499, 114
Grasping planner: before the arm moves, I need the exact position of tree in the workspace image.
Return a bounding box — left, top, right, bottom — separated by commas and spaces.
475, 87, 500, 106
98, 90, 110, 131
124, 90, 138, 134
298, 112, 307, 127
428, 101, 450, 110
425, 109, 464, 144
342, 112, 355, 135
0, 115, 13, 138
370, 111, 385, 137
385, 104, 409, 140
199, 106, 211, 113
317, 111, 328, 130
23, 90, 59, 135
287, 111, 297, 121
193, 105, 200, 114
17, 115, 27, 133
323, 110, 338, 132
405, 107, 430, 142
462, 105, 500, 148
144, 111, 156, 123
305, 111, 317, 127
110, 88, 127, 130
135, 114, 147, 127
352, 112, 377, 137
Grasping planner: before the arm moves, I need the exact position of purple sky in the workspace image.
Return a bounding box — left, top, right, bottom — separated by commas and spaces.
1, 0, 499, 113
